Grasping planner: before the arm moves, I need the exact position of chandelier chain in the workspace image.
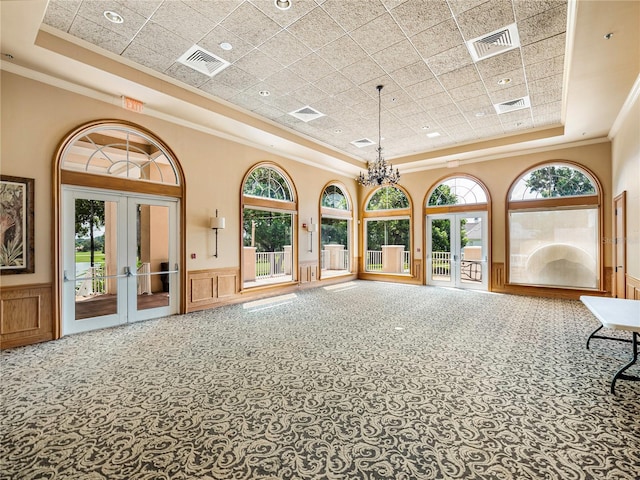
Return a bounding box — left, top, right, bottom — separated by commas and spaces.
356, 85, 400, 187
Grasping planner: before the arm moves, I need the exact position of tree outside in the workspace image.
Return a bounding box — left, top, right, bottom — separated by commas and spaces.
366, 186, 409, 210
321, 218, 348, 248
525, 166, 595, 198
366, 219, 410, 251
243, 208, 292, 252
75, 199, 105, 266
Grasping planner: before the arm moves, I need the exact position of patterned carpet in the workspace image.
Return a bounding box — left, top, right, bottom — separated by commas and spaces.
2, 281, 639, 479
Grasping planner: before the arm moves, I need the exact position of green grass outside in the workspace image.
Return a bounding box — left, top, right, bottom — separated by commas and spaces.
75, 252, 105, 263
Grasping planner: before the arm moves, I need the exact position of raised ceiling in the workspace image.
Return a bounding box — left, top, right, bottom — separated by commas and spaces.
41, 0, 567, 161
1, 1, 638, 176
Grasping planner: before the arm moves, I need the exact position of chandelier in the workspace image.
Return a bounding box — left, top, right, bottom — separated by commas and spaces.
356, 85, 400, 187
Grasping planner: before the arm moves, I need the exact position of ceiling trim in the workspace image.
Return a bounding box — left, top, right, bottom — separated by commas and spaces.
400, 136, 610, 174
561, 0, 579, 125
393, 126, 565, 165
0, 60, 360, 179
609, 72, 640, 140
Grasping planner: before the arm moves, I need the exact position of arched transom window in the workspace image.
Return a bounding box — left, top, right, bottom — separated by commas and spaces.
243, 166, 293, 201
61, 125, 179, 186
366, 186, 410, 210
510, 164, 596, 200
427, 177, 487, 206
322, 184, 350, 210
508, 162, 600, 290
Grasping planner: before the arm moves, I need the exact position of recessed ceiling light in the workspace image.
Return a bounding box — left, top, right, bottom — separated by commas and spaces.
427, 132, 441, 138
274, 0, 292, 10
475, 112, 486, 117
219, 42, 233, 51
497, 77, 511, 85
259, 90, 270, 97
421, 125, 430, 130
394, 327, 404, 331
103, 10, 124, 24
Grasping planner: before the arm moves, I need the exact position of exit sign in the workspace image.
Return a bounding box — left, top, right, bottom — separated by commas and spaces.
121, 96, 144, 113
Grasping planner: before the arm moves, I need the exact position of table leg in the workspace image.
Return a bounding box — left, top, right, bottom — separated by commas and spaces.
611, 332, 639, 395
586, 325, 603, 350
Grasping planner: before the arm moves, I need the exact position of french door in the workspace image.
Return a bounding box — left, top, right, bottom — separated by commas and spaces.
62, 187, 179, 335
427, 212, 488, 290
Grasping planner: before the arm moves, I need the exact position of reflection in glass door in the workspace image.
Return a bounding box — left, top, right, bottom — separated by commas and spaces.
63, 188, 178, 335
427, 212, 487, 290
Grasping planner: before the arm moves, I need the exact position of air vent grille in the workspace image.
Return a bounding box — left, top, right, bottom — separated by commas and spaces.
466, 23, 520, 62
494, 96, 531, 114
288, 106, 325, 122
350, 138, 375, 148
177, 45, 230, 77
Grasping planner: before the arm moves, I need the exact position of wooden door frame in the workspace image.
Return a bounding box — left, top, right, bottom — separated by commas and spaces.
613, 191, 627, 298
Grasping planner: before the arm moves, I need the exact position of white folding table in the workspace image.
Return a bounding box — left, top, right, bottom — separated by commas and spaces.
581, 295, 640, 394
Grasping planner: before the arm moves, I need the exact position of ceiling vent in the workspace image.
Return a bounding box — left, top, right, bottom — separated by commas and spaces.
494, 96, 531, 114
350, 138, 375, 148
177, 44, 230, 77
288, 106, 325, 122
466, 23, 520, 62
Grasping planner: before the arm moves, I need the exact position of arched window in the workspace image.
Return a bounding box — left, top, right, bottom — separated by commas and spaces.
319, 183, 352, 279
243, 166, 293, 201
508, 162, 601, 289
363, 186, 412, 275
61, 124, 180, 186
427, 177, 487, 206
241, 163, 297, 288
322, 184, 349, 210
424, 176, 490, 290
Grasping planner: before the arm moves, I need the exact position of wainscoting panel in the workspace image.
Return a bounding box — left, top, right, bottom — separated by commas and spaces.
413, 259, 422, 282
217, 274, 238, 298
0, 283, 53, 349
491, 263, 506, 292
187, 269, 240, 312
626, 274, 640, 300
299, 262, 318, 284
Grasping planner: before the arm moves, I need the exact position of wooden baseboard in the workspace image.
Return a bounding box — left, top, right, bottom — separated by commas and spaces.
626, 273, 640, 300
1, 283, 53, 349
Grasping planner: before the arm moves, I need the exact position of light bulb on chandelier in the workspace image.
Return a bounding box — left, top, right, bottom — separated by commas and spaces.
356, 85, 400, 187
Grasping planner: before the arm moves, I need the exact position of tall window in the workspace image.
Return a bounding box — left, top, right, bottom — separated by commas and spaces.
508, 163, 600, 289
363, 186, 412, 275
241, 164, 297, 288
320, 184, 352, 278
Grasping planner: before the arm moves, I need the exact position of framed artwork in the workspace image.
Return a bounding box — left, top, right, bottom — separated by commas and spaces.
0, 175, 35, 274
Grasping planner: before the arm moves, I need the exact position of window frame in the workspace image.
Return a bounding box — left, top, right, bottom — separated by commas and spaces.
319, 182, 353, 279
361, 185, 413, 276
506, 161, 603, 291
240, 162, 298, 289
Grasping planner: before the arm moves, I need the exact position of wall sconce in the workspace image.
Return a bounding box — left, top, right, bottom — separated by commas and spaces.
307, 218, 318, 252
210, 210, 225, 258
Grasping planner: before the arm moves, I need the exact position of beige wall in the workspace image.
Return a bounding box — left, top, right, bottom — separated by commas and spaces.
0, 71, 356, 288
400, 141, 613, 268
611, 92, 640, 280
0, 69, 621, 293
